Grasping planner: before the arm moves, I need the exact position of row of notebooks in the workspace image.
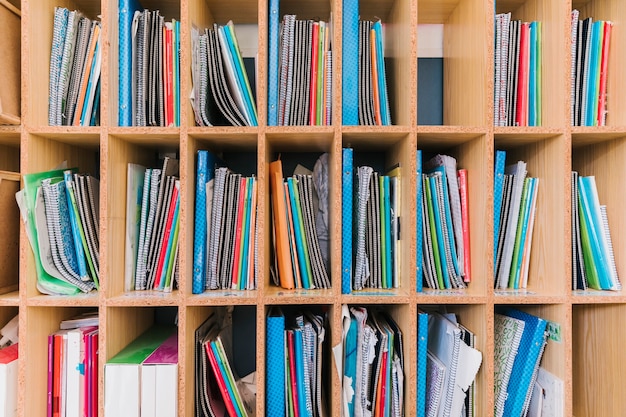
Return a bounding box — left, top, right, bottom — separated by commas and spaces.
192, 151, 259, 293
266, 307, 327, 417
17, 168, 100, 295
195, 309, 255, 417
341, 0, 391, 126
47, 315, 99, 417
270, 157, 330, 290
105, 325, 178, 417
191, 22, 257, 127
494, 309, 555, 417
417, 152, 471, 291
124, 157, 180, 292
273, 14, 332, 126
342, 306, 404, 417
494, 151, 539, 290
0, 315, 18, 417
570, 12, 613, 127
494, 14, 542, 127
48, 7, 101, 127
341, 149, 401, 293
571, 172, 621, 291
119, 1, 181, 127
418, 310, 482, 417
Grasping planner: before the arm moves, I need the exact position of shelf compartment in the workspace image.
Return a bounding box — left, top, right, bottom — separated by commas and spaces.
262, 303, 336, 416
572, 0, 626, 127
418, 133, 490, 296
571, 135, 626, 296
342, 133, 414, 295
264, 134, 338, 294
573, 303, 626, 415
22, 132, 101, 298
417, 303, 488, 417
494, 303, 570, 416
183, 134, 260, 296
184, 305, 257, 417
103, 133, 180, 298
23, 305, 100, 417
24, 0, 102, 128
187, 0, 259, 127
106, 0, 181, 127
496, 0, 570, 128
493, 134, 569, 297
0, 169, 19, 298
417, 0, 491, 127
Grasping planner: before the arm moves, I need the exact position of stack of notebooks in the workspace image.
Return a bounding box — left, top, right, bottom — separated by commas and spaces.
195, 309, 255, 416
423, 311, 482, 417
571, 172, 621, 291
342, 306, 404, 417
494, 150, 539, 290
570, 11, 613, 126
494, 309, 549, 417
494, 13, 542, 127
342, 0, 391, 126
48, 7, 101, 126
269, 158, 330, 290
266, 307, 327, 417
341, 149, 401, 292
47, 313, 99, 417
118, 0, 181, 127
191, 22, 257, 126
269, 11, 332, 126
105, 325, 178, 417
0, 315, 18, 417
192, 150, 259, 293
417, 152, 471, 291
18, 168, 100, 295
124, 157, 180, 292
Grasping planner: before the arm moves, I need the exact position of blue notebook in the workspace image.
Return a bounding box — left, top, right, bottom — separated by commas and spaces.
118, 0, 142, 126
416, 310, 428, 417
192, 151, 219, 294
267, 0, 280, 126
416, 150, 423, 292
342, 0, 359, 125
342, 148, 353, 294
382, 175, 392, 287
266, 309, 286, 416
500, 308, 548, 417
493, 150, 507, 266
373, 20, 391, 125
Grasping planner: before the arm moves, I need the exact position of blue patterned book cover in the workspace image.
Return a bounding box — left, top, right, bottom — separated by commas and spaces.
416, 311, 428, 417
500, 308, 548, 417
342, 0, 359, 125
267, 0, 280, 125
118, 0, 142, 126
266, 309, 285, 416
342, 148, 353, 293
493, 150, 506, 265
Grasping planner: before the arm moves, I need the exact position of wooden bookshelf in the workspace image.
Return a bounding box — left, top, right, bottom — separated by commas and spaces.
3, 0, 625, 415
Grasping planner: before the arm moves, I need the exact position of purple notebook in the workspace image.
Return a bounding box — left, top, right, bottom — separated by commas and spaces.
143, 332, 178, 365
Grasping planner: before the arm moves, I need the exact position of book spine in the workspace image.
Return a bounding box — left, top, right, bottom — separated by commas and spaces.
192, 151, 208, 294
416, 150, 423, 291
342, 149, 353, 293
342, 0, 359, 125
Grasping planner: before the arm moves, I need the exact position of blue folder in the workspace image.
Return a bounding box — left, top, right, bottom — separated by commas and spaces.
267, 0, 280, 125
342, 0, 359, 125
416, 311, 428, 417
266, 309, 286, 416
500, 308, 548, 417
416, 150, 423, 292
493, 150, 507, 265
118, 0, 142, 126
342, 148, 353, 294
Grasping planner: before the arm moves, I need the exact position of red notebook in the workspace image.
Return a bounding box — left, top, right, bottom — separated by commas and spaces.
597, 21, 612, 126
516, 23, 530, 126
458, 169, 471, 282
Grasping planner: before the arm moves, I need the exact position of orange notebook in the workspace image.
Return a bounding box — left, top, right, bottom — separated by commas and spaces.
73, 24, 100, 126
269, 159, 295, 289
